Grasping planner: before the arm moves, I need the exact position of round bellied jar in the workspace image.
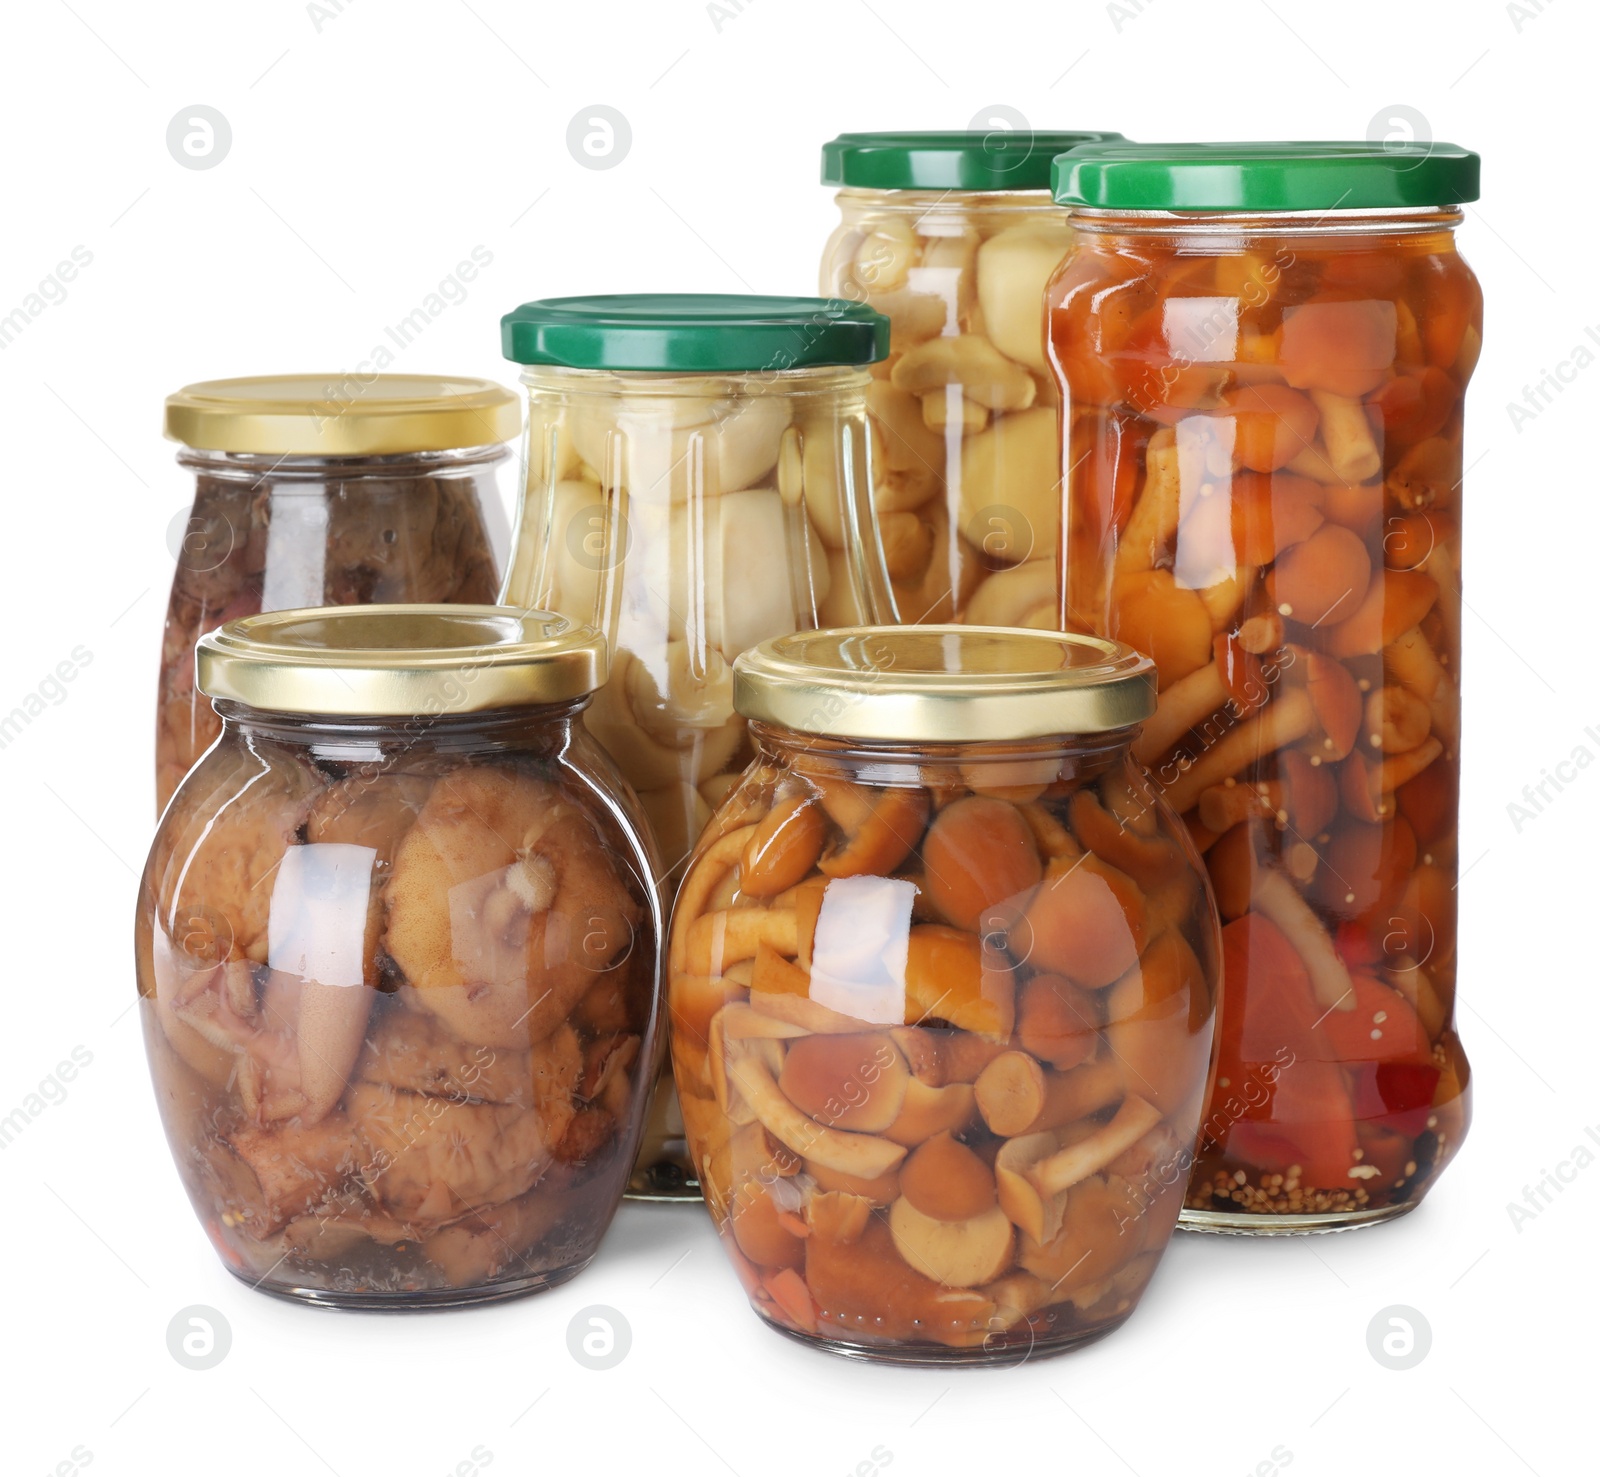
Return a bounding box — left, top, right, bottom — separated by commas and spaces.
668, 626, 1221, 1362
136, 606, 661, 1307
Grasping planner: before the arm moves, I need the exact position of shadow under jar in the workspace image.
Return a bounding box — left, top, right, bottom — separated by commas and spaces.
669, 627, 1220, 1363
136, 606, 661, 1307
157, 375, 515, 813
499, 294, 894, 1198
818, 129, 1122, 627
1048, 142, 1480, 1232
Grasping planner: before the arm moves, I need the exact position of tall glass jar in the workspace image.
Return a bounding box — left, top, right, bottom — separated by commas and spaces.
157, 375, 515, 813
819, 130, 1122, 627
1048, 142, 1480, 1232
499, 294, 892, 1198
137, 606, 661, 1306
670, 627, 1221, 1362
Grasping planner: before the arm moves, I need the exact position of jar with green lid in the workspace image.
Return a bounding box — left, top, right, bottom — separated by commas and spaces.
1047, 142, 1480, 1231
668, 625, 1220, 1362
818, 129, 1122, 629
499, 293, 892, 1198
158, 375, 516, 813
137, 606, 661, 1306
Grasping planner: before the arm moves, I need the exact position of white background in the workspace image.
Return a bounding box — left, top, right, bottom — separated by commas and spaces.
1, 2, 1591, 1473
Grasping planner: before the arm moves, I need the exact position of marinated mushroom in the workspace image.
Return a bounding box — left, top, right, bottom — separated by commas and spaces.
1053, 212, 1474, 1221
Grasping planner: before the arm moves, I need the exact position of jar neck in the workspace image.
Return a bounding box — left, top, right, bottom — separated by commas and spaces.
517, 363, 869, 403
177, 444, 508, 485
748, 720, 1138, 773
834, 186, 1062, 223
1065, 204, 1462, 243
215, 695, 588, 754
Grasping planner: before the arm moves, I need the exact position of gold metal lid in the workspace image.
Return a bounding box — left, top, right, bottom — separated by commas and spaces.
734, 626, 1155, 742
196, 606, 607, 717
164, 374, 520, 455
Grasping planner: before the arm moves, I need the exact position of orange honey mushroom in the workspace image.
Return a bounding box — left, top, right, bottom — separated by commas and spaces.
921, 795, 1044, 931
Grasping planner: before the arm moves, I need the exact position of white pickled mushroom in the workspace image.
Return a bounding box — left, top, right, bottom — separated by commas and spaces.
963, 559, 1059, 628
862, 285, 948, 347
568, 390, 791, 502
637, 783, 713, 875
850, 214, 916, 295
908, 229, 979, 323
976, 222, 1074, 374
668, 488, 800, 658
526, 400, 581, 483
533, 478, 609, 628
957, 406, 1061, 567
819, 546, 868, 627
866, 381, 945, 478
626, 640, 736, 739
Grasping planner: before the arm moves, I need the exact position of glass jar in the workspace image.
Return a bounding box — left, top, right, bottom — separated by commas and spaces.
157, 375, 516, 813
1048, 142, 1480, 1232
668, 627, 1220, 1363
136, 606, 661, 1307
499, 294, 892, 1198
818, 130, 1122, 627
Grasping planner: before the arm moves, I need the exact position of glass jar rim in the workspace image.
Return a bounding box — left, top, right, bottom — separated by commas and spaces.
733, 626, 1155, 742
196, 605, 607, 716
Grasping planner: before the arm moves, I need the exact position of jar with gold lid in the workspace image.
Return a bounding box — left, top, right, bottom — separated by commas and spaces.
668, 625, 1220, 1362
157, 375, 515, 812
136, 605, 660, 1306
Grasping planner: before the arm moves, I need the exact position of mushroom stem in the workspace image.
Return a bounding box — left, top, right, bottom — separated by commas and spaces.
973, 1052, 1124, 1137
686, 907, 798, 975
1027, 1095, 1163, 1198
1159, 689, 1316, 817
1385, 626, 1458, 746
1237, 611, 1286, 654
1197, 779, 1284, 835
1131, 660, 1228, 765
725, 1051, 906, 1179
1114, 432, 1182, 574
1251, 870, 1355, 1011
1198, 565, 1255, 632
1309, 389, 1382, 482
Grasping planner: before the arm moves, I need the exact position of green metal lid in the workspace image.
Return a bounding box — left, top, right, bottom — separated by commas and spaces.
501, 294, 888, 372
1052, 141, 1481, 212
822, 130, 1125, 192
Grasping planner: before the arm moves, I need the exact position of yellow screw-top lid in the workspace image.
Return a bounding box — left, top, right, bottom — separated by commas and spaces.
164, 374, 520, 455
734, 626, 1155, 743
196, 605, 607, 717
